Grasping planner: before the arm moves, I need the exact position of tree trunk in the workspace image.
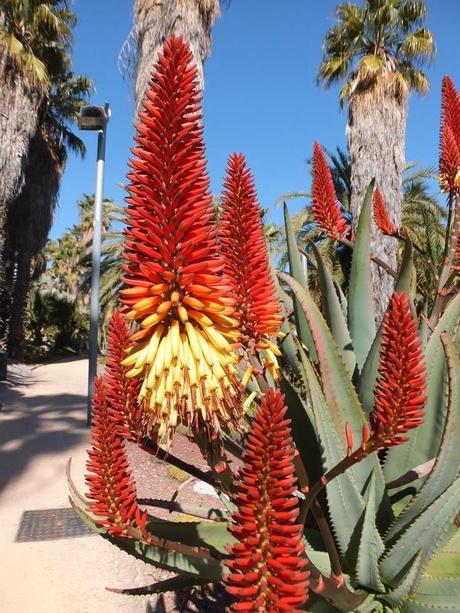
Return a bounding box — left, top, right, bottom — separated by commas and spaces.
347, 80, 407, 325
0, 11, 43, 372
133, 0, 219, 114
8, 252, 32, 360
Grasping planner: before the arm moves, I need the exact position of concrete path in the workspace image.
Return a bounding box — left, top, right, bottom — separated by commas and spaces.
0, 358, 153, 613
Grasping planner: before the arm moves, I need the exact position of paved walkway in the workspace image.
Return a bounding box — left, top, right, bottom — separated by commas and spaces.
0, 358, 152, 613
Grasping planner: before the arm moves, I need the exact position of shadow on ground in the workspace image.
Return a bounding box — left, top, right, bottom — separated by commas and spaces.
148, 584, 232, 612
0, 361, 87, 495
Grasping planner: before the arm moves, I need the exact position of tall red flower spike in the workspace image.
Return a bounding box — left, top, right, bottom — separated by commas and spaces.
225, 389, 309, 611
311, 142, 350, 239
104, 310, 143, 440
220, 153, 283, 378
373, 188, 398, 236
439, 76, 460, 192
85, 378, 149, 538
370, 293, 426, 447
121, 36, 241, 444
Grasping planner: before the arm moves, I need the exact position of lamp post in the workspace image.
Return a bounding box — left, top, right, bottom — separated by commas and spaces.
78, 103, 111, 425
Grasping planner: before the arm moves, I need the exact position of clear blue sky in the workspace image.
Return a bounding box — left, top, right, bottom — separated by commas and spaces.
52, 0, 460, 239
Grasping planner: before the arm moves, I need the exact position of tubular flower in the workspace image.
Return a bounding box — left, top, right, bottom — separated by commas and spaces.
439, 76, 460, 192
370, 293, 426, 447
373, 188, 398, 236
311, 142, 350, 239
104, 310, 143, 440
121, 36, 242, 444
225, 389, 309, 611
219, 153, 284, 379
85, 378, 149, 538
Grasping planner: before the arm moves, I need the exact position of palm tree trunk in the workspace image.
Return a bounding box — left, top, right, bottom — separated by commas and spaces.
0, 234, 15, 378
8, 252, 32, 360
133, 0, 219, 114
347, 84, 407, 324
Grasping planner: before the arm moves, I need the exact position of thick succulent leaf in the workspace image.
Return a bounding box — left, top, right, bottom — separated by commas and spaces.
358, 238, 414, 415
298, 344, 368, 555
280, 376, 323, 485
311, 242, 355, 376
69, 494, 223, 580
280, 272, 378, 495
348, 181, 376, 372
107, 574, 208, 595
385, 334, 460, 542
384, 293, 460, 484
380, 478, 460, 588
404, 576, 460, 611
283, 202, 317, 361
383, 551, 424, 606
355, 471, 385, 592
424, 530, 460, 578
145, 518, 235, 556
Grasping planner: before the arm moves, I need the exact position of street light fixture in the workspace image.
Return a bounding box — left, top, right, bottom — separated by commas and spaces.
79, 102, 110, 425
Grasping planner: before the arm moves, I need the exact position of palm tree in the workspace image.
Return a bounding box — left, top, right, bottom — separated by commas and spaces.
0, 1, 76, 370
6, 70, 92, 359
318, 0, 435, 321
132, 0, 220, 114
283, 150, 445, 309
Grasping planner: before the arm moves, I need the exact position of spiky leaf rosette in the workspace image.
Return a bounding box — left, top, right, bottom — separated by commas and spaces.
220, 153, 283, 378
85, 378, 149, 537
105, 310, 143, 440
373, 188, 398, 236
439, 76, 460, 192
311, 142, 350, 239
225, 389, 309, 611
120, 36, 241, 444
370, 293, 426, 447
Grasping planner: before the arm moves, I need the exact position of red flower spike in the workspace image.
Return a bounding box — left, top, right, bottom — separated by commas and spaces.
104, 310, 143, 440
121, 35, 242, 443
85, 378, 149, 538
370, 293, 426, 448
311, 142, 350, 239
219, 153, 283, 377
225, 389, 309, 611
439, 76, 460, 192
373, 188, 398, 236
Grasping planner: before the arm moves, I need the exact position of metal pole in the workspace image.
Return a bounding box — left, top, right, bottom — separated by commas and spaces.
87, 104, 109, 425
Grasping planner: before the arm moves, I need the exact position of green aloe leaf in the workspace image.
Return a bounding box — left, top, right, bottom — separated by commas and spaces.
279, 272, 377, 495
384, 293, 460, 485
403, 576, 460, 611
383, 551, 424, 606
145, 518, 235, 556
355, 471, 385, 592
379, 478, 460, 588
283, 202, 317, 362
424, 529, 460, 578
297, 342, 367, 555
348, 180, 376, 372
69, 496, 224, 580
385, 334, 460, 542
311, 242, 355, 376
358, 238, 414, 415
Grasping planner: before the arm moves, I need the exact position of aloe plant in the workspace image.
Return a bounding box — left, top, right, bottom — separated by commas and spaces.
69, 37, 459, 612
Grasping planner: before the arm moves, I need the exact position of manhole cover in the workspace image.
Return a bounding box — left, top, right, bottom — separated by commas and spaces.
15, 507, 94, 542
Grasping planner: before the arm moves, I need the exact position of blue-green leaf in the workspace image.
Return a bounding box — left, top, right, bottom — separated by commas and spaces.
385, 334, 460, 542
283, 202, 317, 361
311, 242, 355, 376
384, 293, 460, 484
355, 471, 385, 591
380, 478, 460, 588
348, 180, 376, 372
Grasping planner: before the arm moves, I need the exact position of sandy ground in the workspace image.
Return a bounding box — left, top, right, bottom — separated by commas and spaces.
0, 358, 230, 613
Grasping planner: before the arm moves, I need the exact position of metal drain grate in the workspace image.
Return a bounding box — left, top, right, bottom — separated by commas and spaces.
15, 507, 94, 542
